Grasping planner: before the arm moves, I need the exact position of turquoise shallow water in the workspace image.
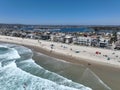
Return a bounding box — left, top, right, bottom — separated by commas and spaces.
0, 43, 111, 90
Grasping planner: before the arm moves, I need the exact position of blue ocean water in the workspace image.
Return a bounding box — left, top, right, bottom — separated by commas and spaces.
51, 27, 94, 32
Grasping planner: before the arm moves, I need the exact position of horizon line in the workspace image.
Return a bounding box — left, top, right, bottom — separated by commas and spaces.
0, 23, 120, 26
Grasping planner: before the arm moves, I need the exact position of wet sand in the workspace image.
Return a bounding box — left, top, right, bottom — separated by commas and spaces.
0, 41, 120, 90
26, 45, 120, 90
0, 36, 120, 89
0, 35, 120, 68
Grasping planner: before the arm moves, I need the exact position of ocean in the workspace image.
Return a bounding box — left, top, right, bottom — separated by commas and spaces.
0, 43, 111, 90
50, 27, 94, 32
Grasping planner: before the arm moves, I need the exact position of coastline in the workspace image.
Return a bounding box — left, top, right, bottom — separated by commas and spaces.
0, 35, 120, 69
0, 35, 120, 89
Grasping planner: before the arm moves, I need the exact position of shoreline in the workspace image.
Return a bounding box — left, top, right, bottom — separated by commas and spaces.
1, 35, 120, 89
0, 35, 120, 69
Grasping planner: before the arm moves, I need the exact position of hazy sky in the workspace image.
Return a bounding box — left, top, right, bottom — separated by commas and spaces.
0, 0, 120, 25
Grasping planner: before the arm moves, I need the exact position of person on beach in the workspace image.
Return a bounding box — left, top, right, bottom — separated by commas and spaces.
50, 44, 54, 53
38, 39, 41, 44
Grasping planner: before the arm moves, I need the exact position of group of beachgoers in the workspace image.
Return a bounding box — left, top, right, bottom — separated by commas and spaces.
44, 42, 120, 65
0, 35, 120, 67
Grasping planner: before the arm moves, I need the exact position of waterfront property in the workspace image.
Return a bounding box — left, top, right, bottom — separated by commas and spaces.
0, 24, 120, 50
76, 36, 92, 46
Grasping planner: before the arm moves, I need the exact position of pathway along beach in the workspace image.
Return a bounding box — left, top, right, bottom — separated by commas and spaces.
0, 35, 120, 90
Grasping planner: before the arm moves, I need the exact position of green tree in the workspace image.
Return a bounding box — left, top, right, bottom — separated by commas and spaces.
110, 32, 117, 44
113, 32, 117, 42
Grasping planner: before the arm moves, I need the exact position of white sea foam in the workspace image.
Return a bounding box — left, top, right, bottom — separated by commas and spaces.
0, 62, 91, 90
0, 45, 8, 48
0, 44, 92, 90
18, 59, 91, 90
0, 46, 20, 61
0, 62, 2, 67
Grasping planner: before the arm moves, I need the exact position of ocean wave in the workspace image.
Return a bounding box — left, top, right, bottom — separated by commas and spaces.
0, 45, 20, 67
34, 52, 112, 90
0, 62, 87, 90
17, 59, 91, 90
0, 46, 20, 61
0, 44, 92, 90
0, 62, 90, 90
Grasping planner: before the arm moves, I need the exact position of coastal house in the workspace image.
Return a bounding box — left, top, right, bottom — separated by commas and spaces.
91, 36, 110, 48
41, 35, 50, 40
50, 35, 55, 41
91, 36, 99, 47
91, 39, 98, 46
64, 35, 73, 44
50, 35, 65, 42
38, 32, 51, 40
117, 32, 120, 40
20, 32, 27, 38
72, 37, 78, 44
98, 38, 109, 48
105, 33, 112, 37
11, 31, 22, 37
51, 35, 60, 42
77, 36, 92, 46
59, 36, 65, 43
26, 34, 35, 39
115, 40, 120, 50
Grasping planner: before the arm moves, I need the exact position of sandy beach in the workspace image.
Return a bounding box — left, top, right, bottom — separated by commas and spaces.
0, 35, 120, 90
0, 35, 120, 68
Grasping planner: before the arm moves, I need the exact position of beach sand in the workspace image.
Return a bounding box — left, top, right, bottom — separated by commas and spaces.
0, 35, 120, 68
31, 47, 120, 90
0, 35, 120, 90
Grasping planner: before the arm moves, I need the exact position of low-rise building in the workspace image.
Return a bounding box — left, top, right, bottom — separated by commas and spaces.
98, 38, 109, 48
77, 36, 92, 46
64, 35, 73, 44
117, 32, 120, 40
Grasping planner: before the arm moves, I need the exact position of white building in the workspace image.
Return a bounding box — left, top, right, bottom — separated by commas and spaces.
65, 35, 73, 44
117, 32, 120, 40
77, 36, 92, 46
98, 38, 109, 47
50, 35, 65, 42
72, 37, 77, 44
26, 34, 35, 39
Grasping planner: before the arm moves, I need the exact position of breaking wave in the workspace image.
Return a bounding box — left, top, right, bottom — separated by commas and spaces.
0, 44, 92, 90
